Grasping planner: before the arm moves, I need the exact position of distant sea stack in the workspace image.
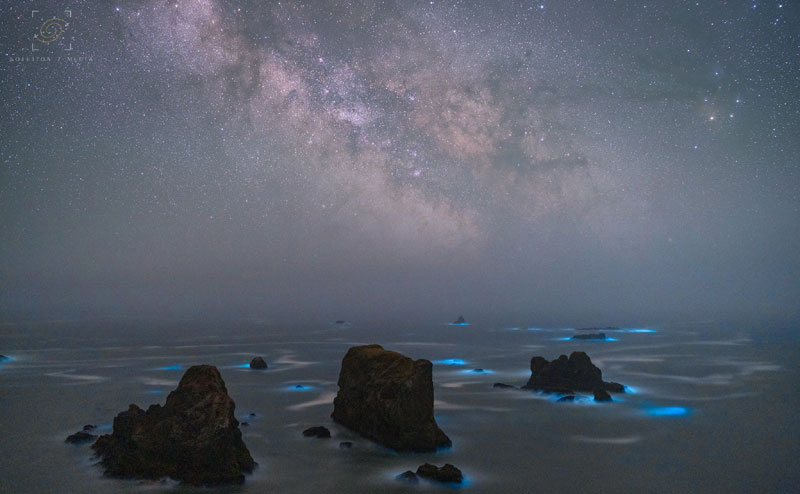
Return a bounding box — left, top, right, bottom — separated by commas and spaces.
452, 315, 467, 325
522, 351, 625, 395
92, 365, 255, 486
572, 332, 607, 340
249, 356, 268, 369
331, 344, 451, 452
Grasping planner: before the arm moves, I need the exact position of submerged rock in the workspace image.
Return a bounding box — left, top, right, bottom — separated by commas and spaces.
593, 388, 612, 402
416, 463, 463, 484
338, 441, 353, 449
522, 351, 625, 394
92, 365, 255, 486
493, 382, 516, 389
249, 357, 267, 369
0, 355, 8, 361
66, 431, 96, 444
82, 424, 97, 431
331, 344, 451, 452
572, 332, 606, 340
302, 426, 331, 438
396, 470, 419, 484
557, 395, 576, 402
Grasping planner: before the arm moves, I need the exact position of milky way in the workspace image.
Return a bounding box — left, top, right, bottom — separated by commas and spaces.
1, 1, 798, 324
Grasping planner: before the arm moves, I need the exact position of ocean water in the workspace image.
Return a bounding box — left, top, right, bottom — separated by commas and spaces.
0, 319, 797, 493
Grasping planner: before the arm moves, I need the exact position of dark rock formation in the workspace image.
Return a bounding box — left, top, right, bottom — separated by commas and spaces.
493, 382, 516, 389
473, 368, 485, 373
249, 357, 267, 369
593, 388, 612, 402
0, 355, 8, 361
331, 344, 451, 452
302, 426, 331, 438
572, 332, 607, 340
66, 431, 96, 444
557, 395, 576, 402
522, 352, 625, 395
338, 441, 353, 449
396, 470, 419, 484
416, 463, 463, 484
92, 365, 255, 486
83, 424, 97, 431
452, 315, 466, 325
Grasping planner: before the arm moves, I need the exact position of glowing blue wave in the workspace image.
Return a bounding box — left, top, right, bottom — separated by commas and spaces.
434, 358, 468, 365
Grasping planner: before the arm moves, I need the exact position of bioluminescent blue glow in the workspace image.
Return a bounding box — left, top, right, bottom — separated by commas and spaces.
234, 363, 253, 369
508, 327, 521, 331
624, 385, 640, 394
157, 364, 182, 370
285, 384, 315, 391
548, 394, 597, 404
460, 368, 494, 375
434, 358, 467, 365
0, 355, 15, 370
441, 476, 471, 489
558, 336, 618, 341
644, 406, 691, 417
448, 322, 469, 326
146, 389, 165, 395
619, 328, 657, 333
527, 327, 543, 331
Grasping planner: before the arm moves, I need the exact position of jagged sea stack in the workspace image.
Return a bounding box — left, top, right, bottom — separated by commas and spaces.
92, 365, 255, 486
522, 351, 625, 394
331, 344, 451, 452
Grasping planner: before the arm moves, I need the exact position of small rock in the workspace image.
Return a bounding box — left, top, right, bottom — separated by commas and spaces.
473, 368, 484, 373
249, 357, 268, 370
572, 332, 606, 340
557, 395, 576, 402
65, 431, 97, 444
493, 382, 516, 389
605, 381, 625, 393
452, 315, 466, 325
593, 388, 612, 402
302, 426, 331, 438
241, 422, 249, 427
416, 463, 463, 484
396, 470, 419, 484
338, 441, 353, 449
294, 384, 305, 389
82, 424, 97, 431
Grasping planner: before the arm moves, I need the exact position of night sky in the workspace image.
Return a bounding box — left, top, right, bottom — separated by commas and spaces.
1, 1, 798, 326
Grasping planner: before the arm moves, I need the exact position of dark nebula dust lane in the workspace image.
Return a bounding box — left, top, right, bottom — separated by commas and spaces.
1, 1, 798, 325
